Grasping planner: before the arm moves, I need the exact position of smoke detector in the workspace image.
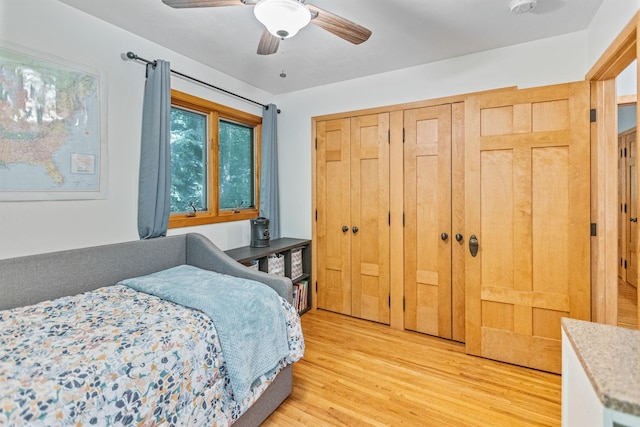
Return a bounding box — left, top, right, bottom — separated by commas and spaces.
509, 0, 537, 14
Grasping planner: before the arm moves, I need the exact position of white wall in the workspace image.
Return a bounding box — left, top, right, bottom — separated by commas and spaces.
587, 0, 640, 70
0, 0, 273, 258
1, 0, 638, 259
618, 61, 637, 134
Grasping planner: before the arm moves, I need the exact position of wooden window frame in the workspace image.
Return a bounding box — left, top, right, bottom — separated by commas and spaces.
168, 90, 262, 229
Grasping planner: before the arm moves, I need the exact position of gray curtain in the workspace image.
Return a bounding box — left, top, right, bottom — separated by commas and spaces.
260, 104, 280, 239
138, 60, 171, 239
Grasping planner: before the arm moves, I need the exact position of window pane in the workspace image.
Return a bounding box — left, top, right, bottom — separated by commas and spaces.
170, 107, 207, 213
219, 120, 254, 211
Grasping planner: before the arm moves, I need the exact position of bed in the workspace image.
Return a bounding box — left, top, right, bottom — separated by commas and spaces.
0, 233, 304, 426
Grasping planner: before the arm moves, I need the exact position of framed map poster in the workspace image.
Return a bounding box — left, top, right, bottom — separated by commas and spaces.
0, 42, 107, 200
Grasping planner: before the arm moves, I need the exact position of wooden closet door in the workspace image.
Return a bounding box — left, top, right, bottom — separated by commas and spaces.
404, 105, 452, 338
317, 118, 352, 315
465, 82, 590, 373
350, 113, 390, 324
619, 134, 628, 282
626, 129, 638, 288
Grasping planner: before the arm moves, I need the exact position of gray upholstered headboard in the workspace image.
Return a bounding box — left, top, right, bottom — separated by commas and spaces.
0, 233, 292, 311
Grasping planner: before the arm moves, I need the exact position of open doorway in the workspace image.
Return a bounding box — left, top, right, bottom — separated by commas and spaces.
588, 12, 640, 327
617, 60, 638, 329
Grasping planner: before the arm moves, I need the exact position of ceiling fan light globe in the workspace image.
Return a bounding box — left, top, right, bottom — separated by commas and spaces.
254, 0, 311, 39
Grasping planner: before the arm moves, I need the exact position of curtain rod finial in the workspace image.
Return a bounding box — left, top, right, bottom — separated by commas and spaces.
124, 52, 137, 61
265, 105, 282, 114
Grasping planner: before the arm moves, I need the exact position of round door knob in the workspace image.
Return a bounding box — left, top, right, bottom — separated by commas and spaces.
342, 226, 349, 232
441, 232, 448, 241
352, 226, 359, 234
455, 233, 463, 242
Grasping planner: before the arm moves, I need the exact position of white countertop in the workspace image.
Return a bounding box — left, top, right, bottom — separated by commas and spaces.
562, 318, 640, 417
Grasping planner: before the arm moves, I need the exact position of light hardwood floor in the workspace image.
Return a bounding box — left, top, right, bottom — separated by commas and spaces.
618, 279, 638, 329
264, 310, 561, 426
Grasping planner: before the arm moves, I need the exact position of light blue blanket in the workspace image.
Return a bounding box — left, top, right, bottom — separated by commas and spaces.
119, 264, 290, 401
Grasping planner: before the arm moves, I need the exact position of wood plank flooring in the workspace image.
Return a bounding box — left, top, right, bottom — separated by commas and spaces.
264, 310, 561, 426
618, 279, 638, 329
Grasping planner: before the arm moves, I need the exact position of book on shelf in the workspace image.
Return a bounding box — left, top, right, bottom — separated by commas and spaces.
292, 284, 299, 312
293, 279, 308, 312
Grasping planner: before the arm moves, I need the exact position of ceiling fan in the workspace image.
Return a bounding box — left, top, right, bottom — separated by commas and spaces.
161, 0, 372, 55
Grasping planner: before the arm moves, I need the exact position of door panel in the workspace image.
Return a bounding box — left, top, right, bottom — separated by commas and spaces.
627, 129, 638, 288
465, 82, 590, 373
351, 114, 390, 324
619, 134, 627, 282
404, 105, 452, 338
317, 118, 352, 315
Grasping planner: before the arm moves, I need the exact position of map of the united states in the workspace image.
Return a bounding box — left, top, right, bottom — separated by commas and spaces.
0, 46, 102, 199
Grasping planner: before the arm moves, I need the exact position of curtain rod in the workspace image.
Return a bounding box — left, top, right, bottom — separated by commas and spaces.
123, 51, 280, 113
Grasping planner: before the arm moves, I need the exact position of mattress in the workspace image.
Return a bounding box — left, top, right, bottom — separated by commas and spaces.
0, 285, 304, 426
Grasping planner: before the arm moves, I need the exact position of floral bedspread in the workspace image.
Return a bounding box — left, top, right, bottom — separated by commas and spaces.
0, 285, 304, 426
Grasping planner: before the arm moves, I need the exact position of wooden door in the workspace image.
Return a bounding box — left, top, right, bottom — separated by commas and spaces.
404, 104, 453, 338
350, 114, 390, 324
317, 118, 352, 315
626, 129, 638, 288
619, 134, 628, 282
465, 82, 591, 373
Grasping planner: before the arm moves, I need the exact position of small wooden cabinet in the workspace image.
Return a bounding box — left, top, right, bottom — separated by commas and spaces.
225, 238, 312, 314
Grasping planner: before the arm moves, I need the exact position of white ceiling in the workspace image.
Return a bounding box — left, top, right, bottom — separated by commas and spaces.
58, 0, 604, 95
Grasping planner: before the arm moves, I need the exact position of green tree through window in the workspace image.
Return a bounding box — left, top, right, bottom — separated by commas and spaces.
219, 120, 254, 211
170, 107, 207, 213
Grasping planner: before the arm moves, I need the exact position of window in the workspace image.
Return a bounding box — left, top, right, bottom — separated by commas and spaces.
168, 90, 261, 228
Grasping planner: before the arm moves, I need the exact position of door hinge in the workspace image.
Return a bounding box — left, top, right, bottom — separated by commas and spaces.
403, 212, 405, 227
388, 294, 391, 307
402, 128, 405, 143
590, 109, 597, 123
315, 281, 318, 292
403, 296, 405, 312
388, 129, 391, 144
625, 260, 628, 269
590, 223, 597, 236
388, 211, 391, 226
315, 210, 318, 221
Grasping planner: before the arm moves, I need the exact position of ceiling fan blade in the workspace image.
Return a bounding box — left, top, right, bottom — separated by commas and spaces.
257, 29, 279, 55
162, 0, 253, 8
306, 4, 371, 45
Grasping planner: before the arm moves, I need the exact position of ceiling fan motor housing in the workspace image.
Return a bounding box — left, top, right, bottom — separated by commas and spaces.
509, 0, 537, 14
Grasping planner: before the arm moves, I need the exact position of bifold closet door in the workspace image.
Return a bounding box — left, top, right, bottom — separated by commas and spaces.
404, 104, 453, 338
316, 118, 352, 315
316, 114, 390, 324
350, 113, 390, 324
465, 82, 591, 373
